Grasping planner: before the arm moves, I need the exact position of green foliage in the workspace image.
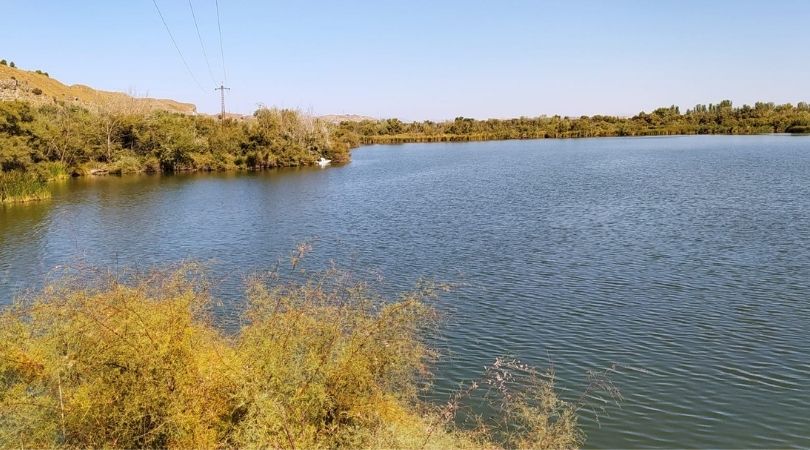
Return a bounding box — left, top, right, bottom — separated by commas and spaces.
0, 60, 6, 66
9, 61, 15, 68
35, 161, 69, 180
0, 170, 50, 203
338, 100, 810, 143
0, 264, 591, 449
787, 125, 810, 133
108, 154, 143, 175
0, 101, 356, 188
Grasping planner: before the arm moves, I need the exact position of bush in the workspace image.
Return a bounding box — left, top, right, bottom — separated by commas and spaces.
142, 156, 161, 173
786, 124, 810, 134
0, 263, 594, 449
109, 155, 143, 175
31, 88, 43, 96
35, 161, 69, 180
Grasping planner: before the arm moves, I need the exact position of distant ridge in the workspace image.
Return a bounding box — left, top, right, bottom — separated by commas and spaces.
319, 114, 377, 124
0, 64, 196, 114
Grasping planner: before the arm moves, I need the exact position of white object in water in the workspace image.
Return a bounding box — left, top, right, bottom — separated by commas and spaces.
316, 157, 332, 167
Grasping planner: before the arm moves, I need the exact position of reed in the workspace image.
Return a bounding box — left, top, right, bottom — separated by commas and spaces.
0, 170, 50, 203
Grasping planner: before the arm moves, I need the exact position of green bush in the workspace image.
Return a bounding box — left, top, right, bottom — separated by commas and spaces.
35, 161, 69, 180
109, 155, 143, 175
786, 124, 810, 134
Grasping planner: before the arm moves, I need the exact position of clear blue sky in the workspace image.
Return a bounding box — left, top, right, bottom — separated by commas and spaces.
2, 0, 808, 120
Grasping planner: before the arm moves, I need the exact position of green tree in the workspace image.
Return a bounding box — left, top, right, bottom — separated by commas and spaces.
30, 104, 93, 165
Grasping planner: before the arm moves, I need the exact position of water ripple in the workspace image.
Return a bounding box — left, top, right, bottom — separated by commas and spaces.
2, 136, 810, 447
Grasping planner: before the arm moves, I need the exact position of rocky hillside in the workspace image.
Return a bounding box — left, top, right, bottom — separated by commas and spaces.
0, 63, 196, 114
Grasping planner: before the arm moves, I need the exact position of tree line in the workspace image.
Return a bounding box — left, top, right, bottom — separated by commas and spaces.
0, 100, 355, 176
0, 99, 359, 202
3, 97, 810, 203
336, 100, 810, 144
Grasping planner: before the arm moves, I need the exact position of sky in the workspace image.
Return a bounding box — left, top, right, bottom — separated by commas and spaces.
1, 0, 809, 120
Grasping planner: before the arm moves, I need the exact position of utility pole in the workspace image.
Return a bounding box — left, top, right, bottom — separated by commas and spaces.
215, 83, 230, 121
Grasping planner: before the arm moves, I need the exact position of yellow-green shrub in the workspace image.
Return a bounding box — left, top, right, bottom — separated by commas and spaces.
0, 268, 235, 448
109, 155, 144, 175
0, 266, 589, 449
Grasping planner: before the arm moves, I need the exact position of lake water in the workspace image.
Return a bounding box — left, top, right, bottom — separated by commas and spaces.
2, 135, 810, 448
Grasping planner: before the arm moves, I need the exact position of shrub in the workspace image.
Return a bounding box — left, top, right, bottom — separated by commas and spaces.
0, 60, 6, 66
31, 88, 43, 96
786, 124, 810, 134
142, 156, 161, 173
109, 155, 143, 175
35, 161, 69, 180
0, 262, 597, 449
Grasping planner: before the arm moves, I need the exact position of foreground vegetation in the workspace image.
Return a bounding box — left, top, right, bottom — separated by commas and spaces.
0, 261, 612, 449
0, 100, 356, 202
337, 100, 810, 143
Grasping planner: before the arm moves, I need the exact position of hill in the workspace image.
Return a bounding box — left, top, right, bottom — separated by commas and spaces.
0, 63, 196, 114
319, 114, 377, 124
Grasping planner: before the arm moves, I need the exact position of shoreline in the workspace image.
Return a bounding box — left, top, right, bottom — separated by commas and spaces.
2, 132, 808, 205
358, 130, 810, 145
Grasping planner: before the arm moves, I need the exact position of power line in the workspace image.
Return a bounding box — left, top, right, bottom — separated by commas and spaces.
215, 0, 227, 82
150, 0, 206, 93
188, 0, 217, 85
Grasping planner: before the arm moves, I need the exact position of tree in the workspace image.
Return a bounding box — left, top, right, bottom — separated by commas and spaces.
0, 60, 6, 66
31, 104, 92, 165
92, 92, 146, 162
9, 61, 15, 68
133, 112, 200, 171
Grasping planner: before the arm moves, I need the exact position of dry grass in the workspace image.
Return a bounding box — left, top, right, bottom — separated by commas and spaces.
0, 64, 195, 114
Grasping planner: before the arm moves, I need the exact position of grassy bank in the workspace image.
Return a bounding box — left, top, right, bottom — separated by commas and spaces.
0, 170, 50, 203
0, 264, 600, 449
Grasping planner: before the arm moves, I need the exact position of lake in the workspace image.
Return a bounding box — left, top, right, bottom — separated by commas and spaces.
2, 135, 809, 448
